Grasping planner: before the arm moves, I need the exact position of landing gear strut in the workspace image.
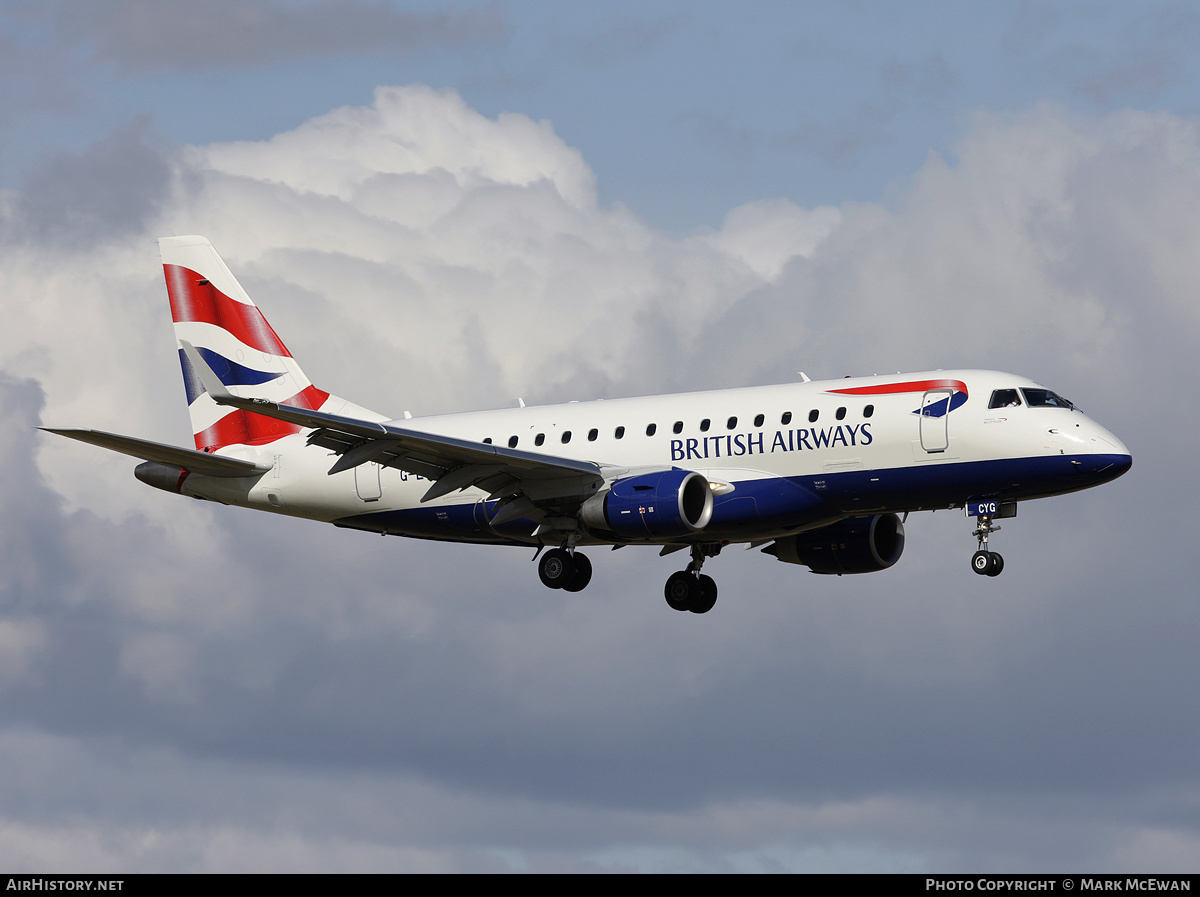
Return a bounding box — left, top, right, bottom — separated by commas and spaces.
664, 544, 721, 614
970, 514, 1004, 577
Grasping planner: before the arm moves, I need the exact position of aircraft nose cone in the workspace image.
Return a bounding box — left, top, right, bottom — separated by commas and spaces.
1088, 431, 1132, 482
1070, 450, 1130, 487
1110, 451, 1133, 477
1100, 431, 1130, 457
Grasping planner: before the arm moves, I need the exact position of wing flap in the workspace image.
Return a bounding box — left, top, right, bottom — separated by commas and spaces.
420, 464, 504, 503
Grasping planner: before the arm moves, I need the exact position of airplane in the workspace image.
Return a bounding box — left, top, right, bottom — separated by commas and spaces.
44, 236, 1132, 614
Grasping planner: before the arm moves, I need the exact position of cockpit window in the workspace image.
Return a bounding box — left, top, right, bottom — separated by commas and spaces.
989, 389, 1022, 409
1021, 388, 1075, 409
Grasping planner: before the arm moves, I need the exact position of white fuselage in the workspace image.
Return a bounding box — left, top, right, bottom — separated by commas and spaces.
179, 369, 1131, 548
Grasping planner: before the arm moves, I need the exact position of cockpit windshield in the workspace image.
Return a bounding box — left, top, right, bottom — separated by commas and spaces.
988, 389, 1022, 409
1020, 388, 1075, 409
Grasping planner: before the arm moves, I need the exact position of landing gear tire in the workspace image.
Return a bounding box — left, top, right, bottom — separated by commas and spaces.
664, 571, 695, 611
986, 552, 1004, 577
562, 553, 592, 592
689, 575, 718, 614
972, 550, 1004, 576
539, 548, 577, 589
971, 550, 991, 575
664, 571, 718, 613
664, 543, 725, 613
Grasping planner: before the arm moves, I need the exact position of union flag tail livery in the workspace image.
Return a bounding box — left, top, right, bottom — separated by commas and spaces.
45, 235, 1132, 615
160, 236, 333, 452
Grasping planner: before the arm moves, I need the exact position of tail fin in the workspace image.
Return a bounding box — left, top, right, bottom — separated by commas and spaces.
159, 235, 331, 451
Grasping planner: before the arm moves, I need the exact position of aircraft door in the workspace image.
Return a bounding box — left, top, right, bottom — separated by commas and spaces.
355, 461, 382, 501
919, 389, 952, 453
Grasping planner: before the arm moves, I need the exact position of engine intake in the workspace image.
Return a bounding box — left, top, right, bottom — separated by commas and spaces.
765, 513, 905, 574
581, 469, 713, 539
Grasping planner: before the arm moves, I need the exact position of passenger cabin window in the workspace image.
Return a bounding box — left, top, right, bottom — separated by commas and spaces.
989, 389, 1022, 409
587, 428, 598, 442
535, 433, 545, 446
615, 426, 625, 439
699, 419, 711, 432
781, 412, 792, 425
1021, 388, 1074, 409
483, 437, 493, 444
645, 423, 657, 436
835, 407, 846, 421
727, 416, 737, 429
508, 436, 518, 448
673, 421, 684, 434
561, 431, 572, 443
863, 405, 874, 418
754, 413, 764, 427
809, 409, 819, 423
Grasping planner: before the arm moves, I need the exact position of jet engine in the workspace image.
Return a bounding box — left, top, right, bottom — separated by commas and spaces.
135, 461, 188, 493
764, 513, 905, 574
581, 469, 713, 539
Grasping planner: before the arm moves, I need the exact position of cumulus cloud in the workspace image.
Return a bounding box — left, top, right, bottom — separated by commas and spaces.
1, 87, 1198, 870
194, 84, 596, 211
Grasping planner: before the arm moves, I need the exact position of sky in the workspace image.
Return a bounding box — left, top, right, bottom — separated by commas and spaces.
0, 0, 1197, 873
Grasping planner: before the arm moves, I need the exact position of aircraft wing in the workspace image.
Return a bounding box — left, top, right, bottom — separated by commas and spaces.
41, 428, 270, 477
180, 342, 605, 523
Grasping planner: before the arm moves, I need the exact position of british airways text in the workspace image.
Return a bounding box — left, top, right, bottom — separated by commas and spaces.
671, 424, 873, 461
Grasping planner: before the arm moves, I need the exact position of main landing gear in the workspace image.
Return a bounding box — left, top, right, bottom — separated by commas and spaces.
535, 541, 725, 611
970, 513, 1004, 577
537, 547, 593, 592
664, 544, 722, 614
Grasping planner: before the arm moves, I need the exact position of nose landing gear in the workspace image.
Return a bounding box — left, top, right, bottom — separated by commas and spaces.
971, 513, 1004, 576
664, 543, 722, 613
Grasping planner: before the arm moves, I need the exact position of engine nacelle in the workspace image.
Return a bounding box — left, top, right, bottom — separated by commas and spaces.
581, 469, 714, 539
766, 513, 905, 574
135, 461, 189, 493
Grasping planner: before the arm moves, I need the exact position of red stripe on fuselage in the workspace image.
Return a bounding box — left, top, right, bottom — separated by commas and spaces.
192, 384, 331, 451
163, 264, 293, 358
826, 379, 968, 397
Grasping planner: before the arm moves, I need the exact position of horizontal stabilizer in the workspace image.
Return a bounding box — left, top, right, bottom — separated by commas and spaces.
41, 428, 270, 477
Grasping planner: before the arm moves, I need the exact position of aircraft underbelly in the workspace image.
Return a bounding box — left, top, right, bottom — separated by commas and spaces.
325, 452, 1128, 546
